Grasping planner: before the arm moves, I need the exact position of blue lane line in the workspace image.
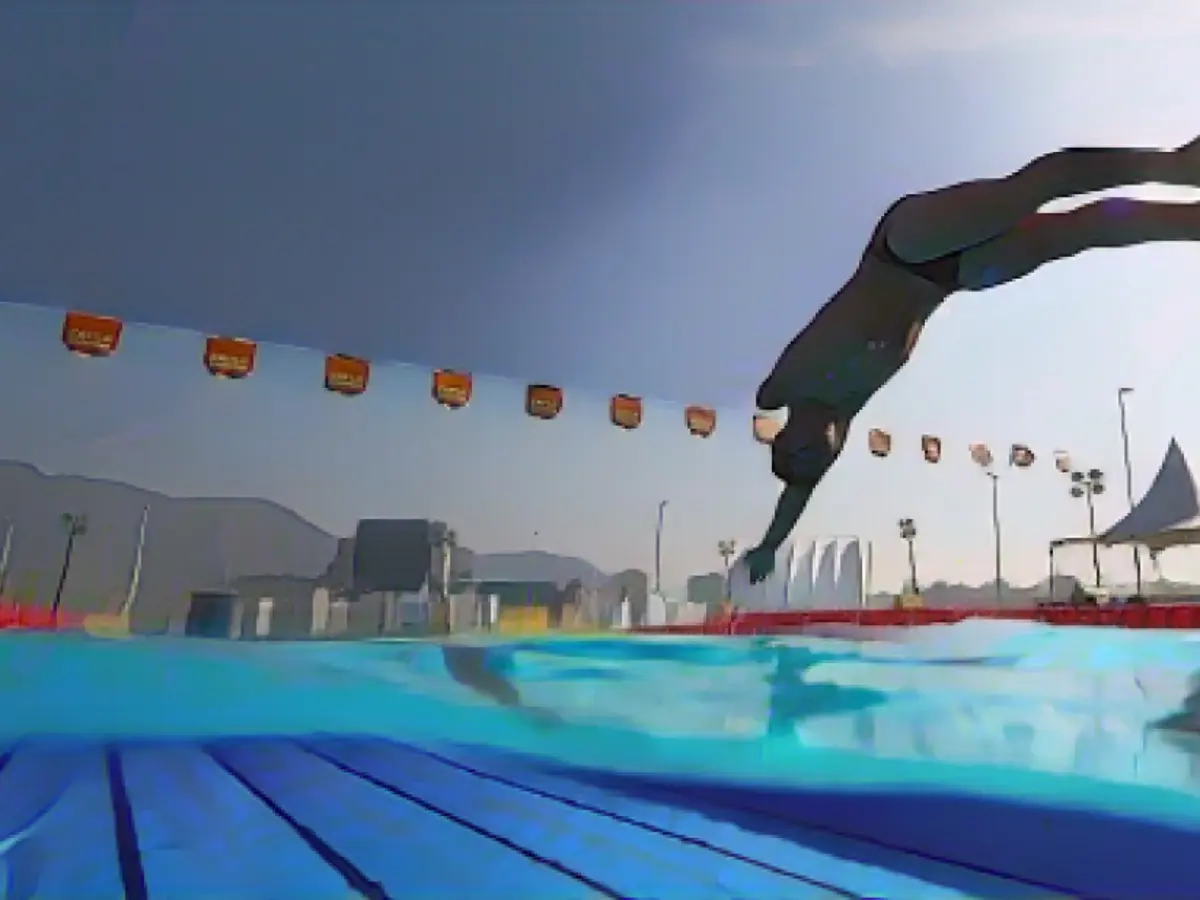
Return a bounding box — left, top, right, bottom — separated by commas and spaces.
205, 744, 391, 900
209, 739, 603, 900
589, 773, 1093, 899
398, 740, 915, 898
119, 742, 352, 900
307, 736, 860, 900
0, 743, 127, 900
295, 741, 638, 899
105, 747, 149, 900
436, 742, 1068, 900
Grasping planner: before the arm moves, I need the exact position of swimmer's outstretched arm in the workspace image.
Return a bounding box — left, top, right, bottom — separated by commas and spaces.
756, 485, 812, 555
746, 485, 812, 583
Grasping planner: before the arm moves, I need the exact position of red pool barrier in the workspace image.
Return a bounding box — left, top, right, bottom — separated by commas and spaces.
634, 603, 1200, 635
0, 601, 86, 631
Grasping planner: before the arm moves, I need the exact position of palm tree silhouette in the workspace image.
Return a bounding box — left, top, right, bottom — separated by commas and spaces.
717, 539, 738, 597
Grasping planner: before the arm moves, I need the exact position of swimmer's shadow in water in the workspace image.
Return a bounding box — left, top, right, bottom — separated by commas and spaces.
1151, 671, 1200, 771
1153, 671, 1200, 732
539, 763, 1198, 900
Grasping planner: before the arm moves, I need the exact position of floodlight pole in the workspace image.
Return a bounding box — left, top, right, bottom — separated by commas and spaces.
898, 518, 919, 595
1072, 469, 1106, 589
654, 501, 668, 595
988, 473, 1002, 605
1117, 388, 1143, 595
1085, 484, 1102, 588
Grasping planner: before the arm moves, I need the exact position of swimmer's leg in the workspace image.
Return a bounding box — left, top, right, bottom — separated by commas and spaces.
886, 139, 1200, 263
957, 199, 1200, 290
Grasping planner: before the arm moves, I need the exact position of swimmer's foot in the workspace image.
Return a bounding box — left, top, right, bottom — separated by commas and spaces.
1175, 135, 1200, 181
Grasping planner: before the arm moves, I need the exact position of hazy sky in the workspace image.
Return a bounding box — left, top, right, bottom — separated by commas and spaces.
2, 0, 1200, 592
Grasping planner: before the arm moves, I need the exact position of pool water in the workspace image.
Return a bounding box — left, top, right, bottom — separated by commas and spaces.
1, 620, 1199, 898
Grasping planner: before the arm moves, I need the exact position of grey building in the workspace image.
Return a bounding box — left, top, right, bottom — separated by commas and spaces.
352, 519, 435, 596
230, 574, 324, 639
350, 519, 472, 597
687, 572, 726, 607
184, 590, 240, 638
187, 518, 474, 640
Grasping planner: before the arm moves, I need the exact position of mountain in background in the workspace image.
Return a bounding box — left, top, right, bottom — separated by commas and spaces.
0, 461, 338, 629
0, 462, 618, 630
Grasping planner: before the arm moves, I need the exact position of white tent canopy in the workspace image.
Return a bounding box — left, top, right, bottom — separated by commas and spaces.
1052, 439, 1200, 552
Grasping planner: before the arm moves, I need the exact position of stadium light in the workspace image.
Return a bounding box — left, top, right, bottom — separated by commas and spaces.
898, 518, 919, 594
1069, 468, 1105, 587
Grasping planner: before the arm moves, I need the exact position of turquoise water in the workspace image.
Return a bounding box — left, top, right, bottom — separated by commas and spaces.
2, 620, 1200, 898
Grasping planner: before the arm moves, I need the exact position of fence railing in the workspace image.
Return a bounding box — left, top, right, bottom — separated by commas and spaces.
635, 603, 1200, 635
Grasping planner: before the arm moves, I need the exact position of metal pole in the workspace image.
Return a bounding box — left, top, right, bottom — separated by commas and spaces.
1087, 486, 1102, 588
782, 542, 795, 608
654, 501, 667, 595
1117, 388, 1142, 594
0, 520, 13, 598
990, 473, 1002, 605
51, 528, 78, 617
120, 505, 149, 616
907, 537, 919, 595
863, 541, 873, 610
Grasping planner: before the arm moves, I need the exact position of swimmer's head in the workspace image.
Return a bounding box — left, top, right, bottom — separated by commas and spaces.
767, 413, 844, 487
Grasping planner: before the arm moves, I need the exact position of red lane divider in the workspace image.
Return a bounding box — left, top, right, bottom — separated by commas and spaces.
635, 603, 1200, 636
0, 601, 86, 631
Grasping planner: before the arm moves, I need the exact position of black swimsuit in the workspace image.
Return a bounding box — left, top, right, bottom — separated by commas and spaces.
868, 200, 966, 293
768, 204, 965, 487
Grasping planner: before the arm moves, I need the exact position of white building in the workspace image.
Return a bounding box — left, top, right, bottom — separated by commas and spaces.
730, 537, 869, 611
254, 597, 274, 637
311, 587, 331, 636
328, 599, 350, 635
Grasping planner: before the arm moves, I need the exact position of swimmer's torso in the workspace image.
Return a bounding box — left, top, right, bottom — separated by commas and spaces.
760, 242, 952, 413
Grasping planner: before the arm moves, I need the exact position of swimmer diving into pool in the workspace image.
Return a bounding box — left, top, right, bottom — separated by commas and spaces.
746, 137, 1200, 585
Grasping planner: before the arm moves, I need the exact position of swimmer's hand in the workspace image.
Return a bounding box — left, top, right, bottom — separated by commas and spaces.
744, 544, 776, 585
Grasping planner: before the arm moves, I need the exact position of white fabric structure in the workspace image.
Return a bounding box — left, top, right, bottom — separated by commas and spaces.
728, 537, 868, 610
1051, 439, 1200, 553
1099, 439, 1200, 549
785, 542, 816, 607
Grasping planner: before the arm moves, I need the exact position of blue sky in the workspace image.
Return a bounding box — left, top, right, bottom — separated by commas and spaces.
1, 0, 1200, 592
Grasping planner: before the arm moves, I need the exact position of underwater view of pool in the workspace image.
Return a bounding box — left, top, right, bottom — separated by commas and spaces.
3, 620, 1200, 899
